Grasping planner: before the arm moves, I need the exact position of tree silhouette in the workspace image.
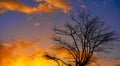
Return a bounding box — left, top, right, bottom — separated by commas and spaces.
45, 11, 118, 66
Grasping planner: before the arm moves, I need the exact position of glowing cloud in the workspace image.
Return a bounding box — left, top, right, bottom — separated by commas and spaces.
41, 0, 71, 13
0, 0, 72, 14
0, 0, 36, 14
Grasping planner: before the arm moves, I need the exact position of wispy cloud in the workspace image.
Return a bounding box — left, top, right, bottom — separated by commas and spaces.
0, 0, 72, 14
34, 22, 40, 27
80, 4, 86, 9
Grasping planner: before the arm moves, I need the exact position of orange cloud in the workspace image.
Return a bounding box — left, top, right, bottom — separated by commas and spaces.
0, 0, 36, 14
43, 0, 71, 13
0, 0, 72, 14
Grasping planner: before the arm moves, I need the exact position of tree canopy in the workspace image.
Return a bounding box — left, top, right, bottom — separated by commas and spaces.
45, 11, 118, 66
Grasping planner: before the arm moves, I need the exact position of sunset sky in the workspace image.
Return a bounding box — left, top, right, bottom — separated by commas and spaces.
0, 0, 120, 66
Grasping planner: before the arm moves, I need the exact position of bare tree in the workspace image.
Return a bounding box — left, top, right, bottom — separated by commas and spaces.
45, 11, 118, 66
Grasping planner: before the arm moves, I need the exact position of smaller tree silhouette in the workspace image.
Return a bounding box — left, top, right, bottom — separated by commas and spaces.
45, 11, 118, 66
44, 54, 71, 66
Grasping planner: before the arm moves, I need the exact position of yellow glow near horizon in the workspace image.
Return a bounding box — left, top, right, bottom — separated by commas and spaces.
1, 53, 58, 66
0, 40, 58, 66
9, 57, 56, 66
0, 40, 111, 66
1, 57, 57, 66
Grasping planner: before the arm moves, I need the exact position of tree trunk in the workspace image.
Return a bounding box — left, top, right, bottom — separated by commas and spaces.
79, 64, 85, 66
75, 61, 86, 66
78, 63, 85, 66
